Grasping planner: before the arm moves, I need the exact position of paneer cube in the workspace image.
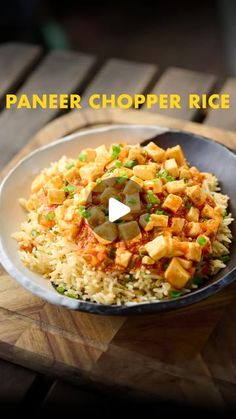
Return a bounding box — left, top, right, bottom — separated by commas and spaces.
144, 179, 163, 193
203, 219, 220, 235
163, 194, 183, 213
142, 256, 155, 265
164, 257, 191, 289
118, 221, 141, 241
171, 217, 185, 234
123, 179, 142, 194
125, 192, 141, 212
100, 187, 117, 205
165, 145, 186, 166
139, 214, 154, 231
144, 142, 165, 162
201, 204, 215, 219
80, 163, 104, 182
150, 214, 169, 227
77, 182, 96, 205
145, 235, 170, 261
164, 158, 179, 178
95, 145, 111, 165
166, 179, 186, 194
128, 147, 146, 164
185, 242, 202, 262
94, 221, 118, 244
48, 189, 65, 205
115, 248, 132, 268
186, 206, 199, 222
130, 175, 144, 188
179, 167, 191, 180
88, 207, 106, 227
176, 257, 193, 270
186, 222, 202, 237
82, 148, 96, 162
133, 164, 157, 180
65, 167, 80, 183
186, 185, 206, 206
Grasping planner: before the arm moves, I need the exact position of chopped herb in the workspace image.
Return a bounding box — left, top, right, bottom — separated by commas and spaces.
185, 201, 192, 210
163, 262, 169, 270
31, 229, 39, 237
124, 159, 137, 168
78, 205, 91, 219
66, 161, 75, 170
139, 248, 147, 257
147, 190, 160, 204
125, 274, 133, 284
114, 160, 122, 168
116, 174, 128, 184
128, 198, 137, 205
66, 291, 78, 299
222, 210, 227, 217
155, 209, 164, 215
146, 203, 152, 212
54, 230, 59, 235
192, 276, 203, 286
221, 255, 230, 263
96, 178, 102, 184
157, 169, 175, 182
114, 195, 121, 201
107, 167, 115, 173
63, 184, 76, 193
108, 248, 116, 259
169, 290, 183, 298
45, 211, 55, 221
101, 207, 109, 215
112, 145, 121, 159
144, 214, 151, 222
197, 236, 207, 246
78, 152, 87, 162
56, 286, 65, 294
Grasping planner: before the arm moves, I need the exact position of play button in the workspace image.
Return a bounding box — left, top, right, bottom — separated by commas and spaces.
85, 176, 145, 242
108, 197, 131, 222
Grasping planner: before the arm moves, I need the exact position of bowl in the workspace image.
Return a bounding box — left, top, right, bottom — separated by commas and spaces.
0, 124, 236, 315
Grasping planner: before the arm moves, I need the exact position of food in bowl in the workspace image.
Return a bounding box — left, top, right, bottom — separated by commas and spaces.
12, 141, 233, 305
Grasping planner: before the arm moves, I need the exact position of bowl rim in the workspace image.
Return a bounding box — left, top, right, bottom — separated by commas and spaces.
1, 123, 236, 315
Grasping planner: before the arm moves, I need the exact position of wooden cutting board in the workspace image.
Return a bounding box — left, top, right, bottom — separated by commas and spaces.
1, 108, 236, 407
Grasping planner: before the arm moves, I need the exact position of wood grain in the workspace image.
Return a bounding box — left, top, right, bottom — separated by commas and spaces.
205, 78, 236, 130
0, 49, 96, 168
1, 108, 236, 406
0, 42, 42, 100
80, 58, 157, 106
147, 67, 216, 121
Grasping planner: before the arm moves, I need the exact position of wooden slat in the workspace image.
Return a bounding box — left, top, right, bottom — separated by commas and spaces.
147, 67, 216, 121
0, 49, 96, 168
81, 58, 157, 106
0, 358, 36, 404
205, 78, 236, 130
0, 42, 42, 100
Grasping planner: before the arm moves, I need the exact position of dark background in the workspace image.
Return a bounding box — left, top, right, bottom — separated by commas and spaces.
1, 0, 236, 77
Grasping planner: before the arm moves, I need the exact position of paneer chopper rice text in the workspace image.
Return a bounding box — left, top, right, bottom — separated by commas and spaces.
13, 141, 233, 305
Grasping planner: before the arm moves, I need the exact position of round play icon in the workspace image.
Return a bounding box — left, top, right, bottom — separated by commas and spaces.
84, 176, 144, 243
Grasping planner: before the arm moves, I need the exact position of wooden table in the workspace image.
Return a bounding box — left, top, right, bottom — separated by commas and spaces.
1, 42, 236, 409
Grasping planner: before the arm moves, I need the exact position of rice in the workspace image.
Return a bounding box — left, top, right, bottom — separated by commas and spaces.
12, 143, 234, 305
